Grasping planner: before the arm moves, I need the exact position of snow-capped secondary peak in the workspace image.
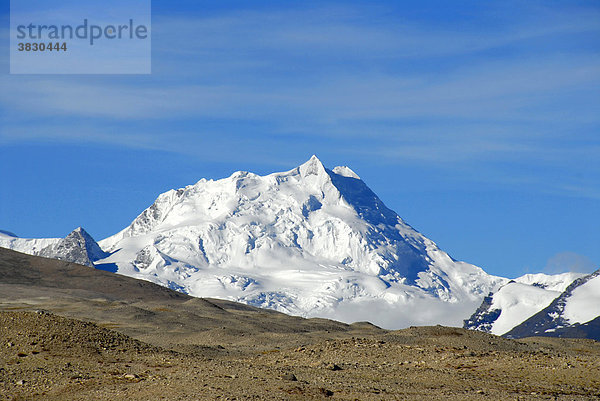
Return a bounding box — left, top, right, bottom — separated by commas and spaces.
39, 227, 108, 267
96, 157, 506, 328
0, 227, 107, 268
332, 165, 361, 180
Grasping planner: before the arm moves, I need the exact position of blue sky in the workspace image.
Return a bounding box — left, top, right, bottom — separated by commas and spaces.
0, 0, 598, 278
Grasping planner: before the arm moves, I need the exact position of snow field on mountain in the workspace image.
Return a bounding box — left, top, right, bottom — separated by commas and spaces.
488, 282, 561, 335
515, 272, 585, 292
0, 231, 61, 255
563, 273, 600, 325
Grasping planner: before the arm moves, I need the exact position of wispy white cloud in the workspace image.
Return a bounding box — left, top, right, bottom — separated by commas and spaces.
1, 53, 598, 121
153, 4, 600, 60
0, 2, 598, 197
317, 296, 482, 329
544, 252, 597, 274
2, 3, 598, 120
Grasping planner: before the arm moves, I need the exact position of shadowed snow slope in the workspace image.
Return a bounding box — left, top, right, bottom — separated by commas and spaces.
94, 156, 506, 328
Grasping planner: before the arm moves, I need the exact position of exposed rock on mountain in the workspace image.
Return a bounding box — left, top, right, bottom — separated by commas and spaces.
39, 227, 108, 267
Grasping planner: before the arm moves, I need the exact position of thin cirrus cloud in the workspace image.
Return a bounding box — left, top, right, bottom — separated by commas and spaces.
544, 252, 598, 274
1, 4, 598, 116
0, 3, 598, 175
152, 5, 600, 60
1, 53, 598, 121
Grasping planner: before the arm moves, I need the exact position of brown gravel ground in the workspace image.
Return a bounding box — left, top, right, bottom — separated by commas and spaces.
2, 311, 599, 401
1, 248, 599, 400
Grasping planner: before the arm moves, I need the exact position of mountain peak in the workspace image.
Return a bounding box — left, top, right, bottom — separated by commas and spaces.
39, 227, 108, 267
91, 157, 510, 327
298, 155, 328, 178
68, 227, 96, 243
72, 226, 86, 235
307, 154, 321, 163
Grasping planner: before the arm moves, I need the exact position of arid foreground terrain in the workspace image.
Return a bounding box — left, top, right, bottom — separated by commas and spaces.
1, 248, 599, 400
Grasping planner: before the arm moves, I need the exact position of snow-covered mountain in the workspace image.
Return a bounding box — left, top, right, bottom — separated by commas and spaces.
2, 157, 596, 333
463, 272, 584, 335
89, 156, 506, 328
3, 156, 597, 333
0, 227, 107, 268
504, 269, 600, 340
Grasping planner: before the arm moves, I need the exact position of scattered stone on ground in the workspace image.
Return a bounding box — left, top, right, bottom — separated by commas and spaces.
2, 311, 599, 400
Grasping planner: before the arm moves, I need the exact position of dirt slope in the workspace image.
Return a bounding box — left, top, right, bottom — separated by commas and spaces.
1, 247, 599, 400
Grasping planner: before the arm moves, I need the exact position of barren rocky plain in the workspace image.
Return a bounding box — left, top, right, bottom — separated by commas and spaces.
1, 247, 599, 400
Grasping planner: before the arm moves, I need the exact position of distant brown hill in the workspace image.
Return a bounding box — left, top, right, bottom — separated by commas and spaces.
1, 247, 599, 400
0, 247, 379, 350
